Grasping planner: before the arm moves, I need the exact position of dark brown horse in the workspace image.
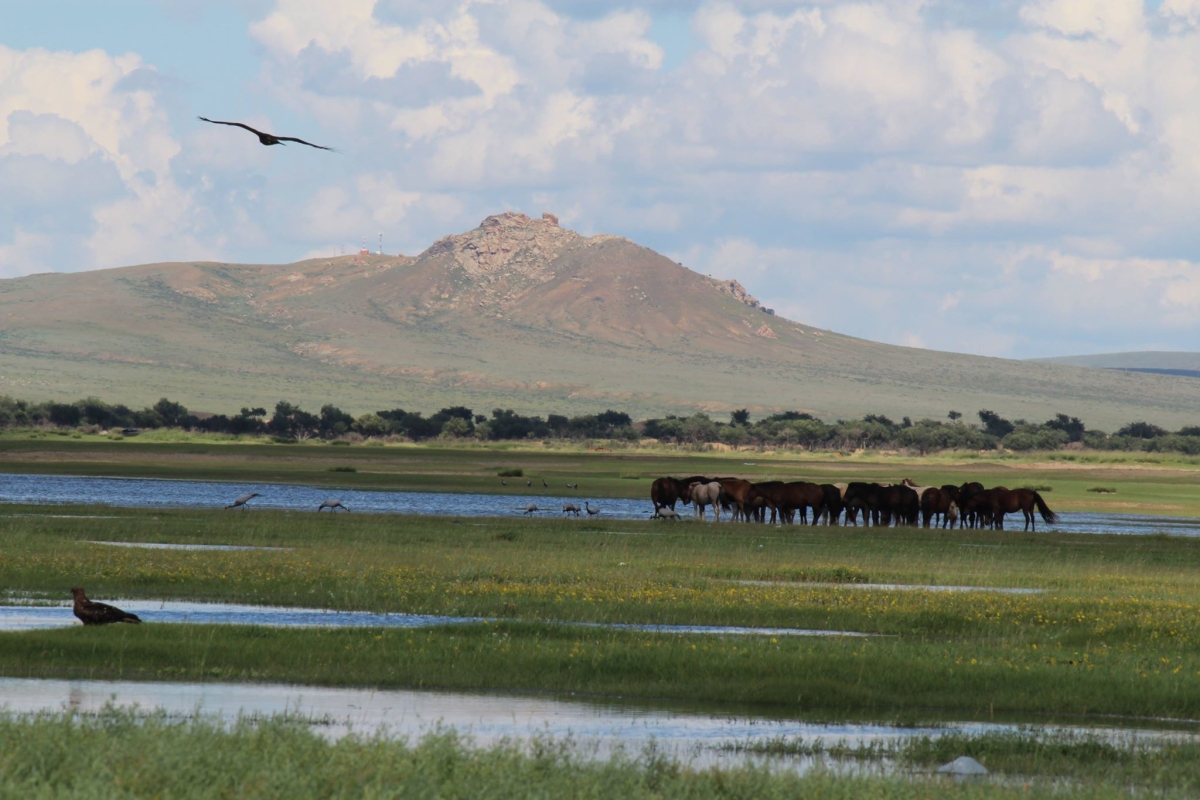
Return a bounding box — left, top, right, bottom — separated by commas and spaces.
818, 484, 845, 525
843, 482, 885, 526
779, 481, 826, 524
880, 485, 919, 526
959, 487, 1004, 529
747, 481, 787, 523
988, 488, 1058, 531
651, 476, 710, 510
920, 487, 957, 528
957, 482, 988, 528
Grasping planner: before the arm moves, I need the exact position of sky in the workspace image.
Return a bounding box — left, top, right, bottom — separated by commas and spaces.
2, 0, 1200, 359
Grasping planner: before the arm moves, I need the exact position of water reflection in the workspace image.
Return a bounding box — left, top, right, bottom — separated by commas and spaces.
0, 676, 979, 771
0, 601, 870, 638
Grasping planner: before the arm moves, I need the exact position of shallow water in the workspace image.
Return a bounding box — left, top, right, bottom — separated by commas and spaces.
0, 600, 869, 638
88, 541, 291, 552
0, 677, 1188, 772
0, 676, 1000, 770
2, 473, 1198, 534
0, 473, 649, 519
726, 580, 1042, 594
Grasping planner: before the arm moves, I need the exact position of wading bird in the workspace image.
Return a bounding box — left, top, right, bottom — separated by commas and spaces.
565, 483, 578, 489
318, 499, 349, 512
523, 503, 541, 516
71, 588, 141, 626
225, 492, 260, 510
585, 502, 600, 517
542, 479, 548, 488
562, 502, 581, 516
526, 480, 532, 487
197, 116, 336, 151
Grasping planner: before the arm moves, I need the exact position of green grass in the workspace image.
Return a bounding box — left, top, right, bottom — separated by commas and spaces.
4, 507, 1200, 721
4, 709, 1184, 799
725, 728, 1200, 792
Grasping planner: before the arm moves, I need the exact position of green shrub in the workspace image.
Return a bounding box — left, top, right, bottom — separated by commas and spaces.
498, 469, 524, 478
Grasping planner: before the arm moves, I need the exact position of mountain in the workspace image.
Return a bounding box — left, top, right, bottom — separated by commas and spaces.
2, 211, 1199, 429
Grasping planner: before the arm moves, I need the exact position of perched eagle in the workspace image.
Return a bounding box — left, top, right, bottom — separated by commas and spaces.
71, 588, 141, 626
197, 116, 337, 151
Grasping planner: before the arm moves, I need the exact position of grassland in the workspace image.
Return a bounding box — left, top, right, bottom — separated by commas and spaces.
4, 433, 1200, 515
5, 443, 1200, 796
4, 506, 1200, 722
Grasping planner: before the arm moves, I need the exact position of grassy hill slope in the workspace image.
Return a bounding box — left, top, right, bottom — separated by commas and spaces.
2, 213, 1199, 428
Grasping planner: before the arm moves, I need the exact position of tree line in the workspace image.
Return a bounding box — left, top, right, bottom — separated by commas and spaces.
1, 395, 1199, 454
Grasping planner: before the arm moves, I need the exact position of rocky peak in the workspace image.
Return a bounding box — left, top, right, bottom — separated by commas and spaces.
426, 211, 582, 281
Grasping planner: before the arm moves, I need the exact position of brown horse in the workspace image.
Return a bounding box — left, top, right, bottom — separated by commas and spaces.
717, 478, 757, 521
651, 476, 710, 510
920, 487, 957, 528
779, 481, 826, 524
989, 488, 1058, 531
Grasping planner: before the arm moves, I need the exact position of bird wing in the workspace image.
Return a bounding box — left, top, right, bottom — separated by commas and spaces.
197, 117, 268, 137
275, 136, 337, 152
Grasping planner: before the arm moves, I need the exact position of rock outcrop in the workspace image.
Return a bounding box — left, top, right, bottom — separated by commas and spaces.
711, 278, 767, 311
425, 211, 581, 281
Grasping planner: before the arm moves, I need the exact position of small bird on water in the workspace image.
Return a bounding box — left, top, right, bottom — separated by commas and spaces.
71, 588, 141, 626
197, 117, 337, 151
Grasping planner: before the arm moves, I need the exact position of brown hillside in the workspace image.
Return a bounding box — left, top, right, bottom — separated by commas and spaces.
1, 211, 1198, 428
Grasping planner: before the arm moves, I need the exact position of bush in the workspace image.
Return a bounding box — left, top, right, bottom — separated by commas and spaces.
498, 469, 523, 478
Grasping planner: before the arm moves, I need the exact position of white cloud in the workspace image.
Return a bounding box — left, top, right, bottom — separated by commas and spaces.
6, 0, 1200, 357
0, 45, 216, 273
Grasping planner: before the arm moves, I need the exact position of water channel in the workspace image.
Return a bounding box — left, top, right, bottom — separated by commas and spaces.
2, 473, 1198, 535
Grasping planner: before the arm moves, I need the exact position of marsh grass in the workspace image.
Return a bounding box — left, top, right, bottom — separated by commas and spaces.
2, 709, 1197, 798
723, 729, 1200, 792
4, 507, 1200, 719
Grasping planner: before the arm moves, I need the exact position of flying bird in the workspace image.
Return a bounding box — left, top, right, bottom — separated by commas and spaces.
197, 116, 336, 151
71, 588, 141, 626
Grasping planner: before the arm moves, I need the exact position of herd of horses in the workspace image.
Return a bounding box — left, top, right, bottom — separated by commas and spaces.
650, 476, 1059, 531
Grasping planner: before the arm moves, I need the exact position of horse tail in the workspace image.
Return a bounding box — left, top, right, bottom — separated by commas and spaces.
1033, 492, 1058, 523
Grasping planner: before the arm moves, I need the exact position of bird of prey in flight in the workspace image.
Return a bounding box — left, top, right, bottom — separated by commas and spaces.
197, 116, 337, 151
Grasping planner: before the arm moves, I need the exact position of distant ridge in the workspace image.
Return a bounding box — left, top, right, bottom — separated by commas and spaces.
2, 212, 1200, 428
1035, 351, 1200, 372
1109, 368, 1200, 380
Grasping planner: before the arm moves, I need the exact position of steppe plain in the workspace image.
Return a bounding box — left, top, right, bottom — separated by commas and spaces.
4, 435, 1200, 797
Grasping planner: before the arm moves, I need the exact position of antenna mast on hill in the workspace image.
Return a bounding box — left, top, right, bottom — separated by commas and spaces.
378, 232, 383, 256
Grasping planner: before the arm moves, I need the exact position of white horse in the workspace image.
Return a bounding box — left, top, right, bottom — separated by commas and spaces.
687, 481, 723, 521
